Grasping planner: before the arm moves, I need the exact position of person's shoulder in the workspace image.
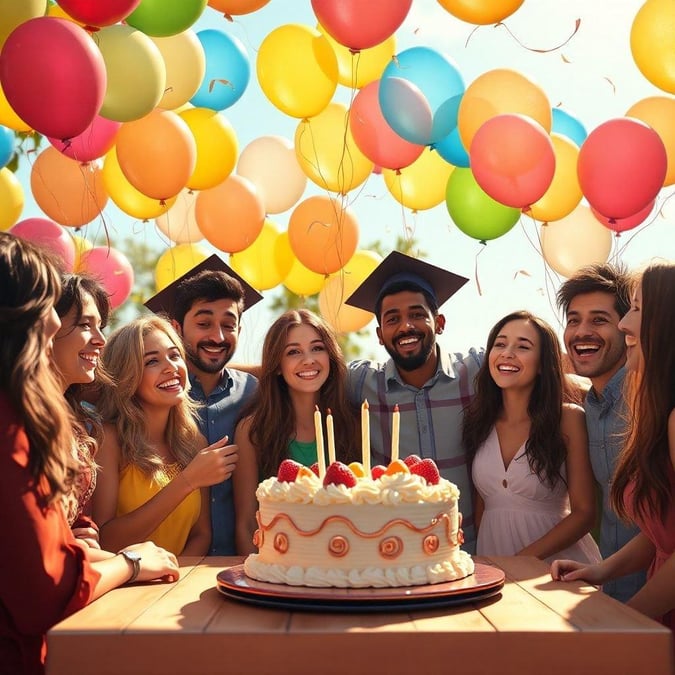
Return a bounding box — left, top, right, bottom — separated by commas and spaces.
561, 402, 586, 429
228, 368, 258, 388
348, 358, 387, 374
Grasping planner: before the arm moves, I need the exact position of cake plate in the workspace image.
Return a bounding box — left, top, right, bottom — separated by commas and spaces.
216, 563, 505, 612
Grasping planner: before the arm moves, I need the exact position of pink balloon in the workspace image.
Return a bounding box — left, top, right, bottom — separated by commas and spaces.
578, 117, 667, 220
591, 200, 655, 234
57, 0, 142, 27
469, 113, 555, 209
0, 17, 106, 139
349, 80, 424, 170
311, 0, 412, 50
79, 246, 134, 309
48, 115, 121, 163
10, 218, 76, 272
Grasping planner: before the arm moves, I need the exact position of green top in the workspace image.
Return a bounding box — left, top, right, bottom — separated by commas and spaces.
288, 438, 318, 467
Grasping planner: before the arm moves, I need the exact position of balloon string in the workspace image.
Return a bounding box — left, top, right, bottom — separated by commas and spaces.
465, 18, 581, 53
474, 242, 486, 296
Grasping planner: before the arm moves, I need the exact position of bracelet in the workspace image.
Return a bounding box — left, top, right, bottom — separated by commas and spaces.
118, 550, 141, 584
180, 471, 195, 492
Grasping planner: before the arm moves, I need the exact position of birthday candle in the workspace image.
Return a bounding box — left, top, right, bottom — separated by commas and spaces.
314, 405, 326, 479
391, 403, 400, 464
326, 408, 336, 466
361, 400, 370, 474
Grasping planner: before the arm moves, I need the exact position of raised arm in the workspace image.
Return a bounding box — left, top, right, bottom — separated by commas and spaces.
233, 416, 260, 555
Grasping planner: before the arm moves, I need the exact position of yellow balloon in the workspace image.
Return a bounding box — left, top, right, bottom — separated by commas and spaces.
458, 69, 551, 150
155, 243, 210, 291
630, 0, 675, 94
437, 0, 524, 25
319, 24, 395, 89
0, 81, 31, 132
275, 232, 325, 296
257, 24, 338, 119
0, 167, 24, 231
230, 218, 285, 290
626, 96, 675, 185
178, 107, 238, 191
528, 134, 582, 223
0, 0, 46, 47
155, 188, 203, 244
93, 25, 167, 122
151, 30, 206, 110
541, 205, 613, 278
102, 149, 175, 220
72, 235, 93, 271
295, 103, 373, 194
319, 249, 382, 334
383, 148, 454, 211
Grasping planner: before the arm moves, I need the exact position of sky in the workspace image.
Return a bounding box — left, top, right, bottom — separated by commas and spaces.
13, 0, 675, 363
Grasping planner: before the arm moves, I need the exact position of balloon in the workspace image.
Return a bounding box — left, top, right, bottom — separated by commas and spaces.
540, 205, 613, 277
384, 147, 454, 211
288, 195, 359, 275
0, 167, 24, 231
207, 0, 271, 16
380, 47, 465, 146
528, 134, 582, 223
0, 81, 31, 132
434, 125, 469, 167
577, 117, 667, 220
257, 24, 338, 119
115, 109, 196, 200
0, 0, 46, 47
445, 167, 520, 242
275, 232, 326, 296
319, 26, 395, 89
551, 108, 587, 147
469, 113, 555, 209
56, 0, 142, 27
592, 200, 656, 234
46, 2, 85, 24
48, 114, 121, 163
311, 0, 412, 51
237, 136, 307, 214
10, 217, 75, 271
458, 69, 551, 150
230, 218, 286, 290
318, 249, 382, 333
178, 107, 238, 191
93, 25, 166, 123
126, 0, 207, 37
630, 0, 675, 94
151, 31, 206, 111
295, 103, 374, 194
0, 124, 15, 168
79, 246, 134, 309
30, 147, 108, 228
0, 17, 107, 139
626, 96, 675, 186
195, 174, 265, 252
102, 148, 175, 219
190, 30, 250, 111
349, 80, 424, 170
437, 0, 524, 25
155, 188, 203, 244
155, 242, 210, 290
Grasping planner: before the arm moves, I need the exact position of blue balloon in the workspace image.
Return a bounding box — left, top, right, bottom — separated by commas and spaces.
433, 95, 470, 168
191, 29, 250, 111
551, 108, 587, 147
0, 125, 15, 169
379, 46, 464, 146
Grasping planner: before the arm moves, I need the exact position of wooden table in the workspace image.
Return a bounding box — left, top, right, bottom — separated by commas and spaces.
47, 555, 674, 675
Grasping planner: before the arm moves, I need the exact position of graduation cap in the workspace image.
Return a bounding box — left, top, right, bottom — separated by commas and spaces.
144, 254, 263, 318
345, 251, 469, 315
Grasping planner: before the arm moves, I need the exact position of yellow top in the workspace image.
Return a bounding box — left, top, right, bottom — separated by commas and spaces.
117, 463, 200, 556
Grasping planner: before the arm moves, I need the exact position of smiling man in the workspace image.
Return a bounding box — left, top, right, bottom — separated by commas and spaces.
557, 262, 646, 602
345, 252, 483, 552
146, 255, 262, 555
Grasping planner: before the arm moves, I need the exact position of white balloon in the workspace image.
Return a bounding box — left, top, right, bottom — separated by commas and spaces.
155, 188, 204, 244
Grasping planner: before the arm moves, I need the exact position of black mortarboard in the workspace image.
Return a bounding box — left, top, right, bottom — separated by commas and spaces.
344, 251, 469, 314
144, 254, 263, 318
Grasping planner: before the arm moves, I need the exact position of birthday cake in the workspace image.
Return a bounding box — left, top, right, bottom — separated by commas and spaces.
243, 456, 474, 588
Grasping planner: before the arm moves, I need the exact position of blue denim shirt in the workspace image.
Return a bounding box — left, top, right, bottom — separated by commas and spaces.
189, 368, 257, 555
584, 367, 646, 602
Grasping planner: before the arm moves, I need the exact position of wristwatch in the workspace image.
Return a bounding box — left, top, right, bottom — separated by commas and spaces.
119, 549, 142, 584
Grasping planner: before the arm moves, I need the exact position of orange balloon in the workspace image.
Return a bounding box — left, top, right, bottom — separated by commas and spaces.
288, 195, 359, 275
30, 147, 108, 227
275, 232, 326, 296
195, 174, 265, 253
115, 109, 196, 201
207, 0, 270, 16
437, 0, 524, 25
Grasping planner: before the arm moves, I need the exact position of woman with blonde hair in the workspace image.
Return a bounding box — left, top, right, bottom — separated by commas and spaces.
93, 315, 237, 556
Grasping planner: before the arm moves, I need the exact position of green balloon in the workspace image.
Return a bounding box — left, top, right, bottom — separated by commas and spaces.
126, 0, 207, 38
445, 167, 520, 242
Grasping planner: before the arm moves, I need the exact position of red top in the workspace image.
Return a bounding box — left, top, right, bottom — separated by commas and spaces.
0, 392, 100, 674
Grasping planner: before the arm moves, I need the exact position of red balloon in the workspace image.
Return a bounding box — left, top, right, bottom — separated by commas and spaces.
578, 117, 667, 220
591, 200, 655, 234
469, 113, 555, 209
311, 0, 412, 50
0, 18, 106, 139
48, 114, 121, 163
79, 246, 134, 309
10, 218, 76, 272
57, 0, 142, 27
349, 80, 424, 170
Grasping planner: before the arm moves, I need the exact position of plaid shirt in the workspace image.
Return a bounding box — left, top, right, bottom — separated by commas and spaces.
348, 346, 483, 552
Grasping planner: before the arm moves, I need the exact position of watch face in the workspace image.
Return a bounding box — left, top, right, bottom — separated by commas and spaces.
124, 551, 142, 562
